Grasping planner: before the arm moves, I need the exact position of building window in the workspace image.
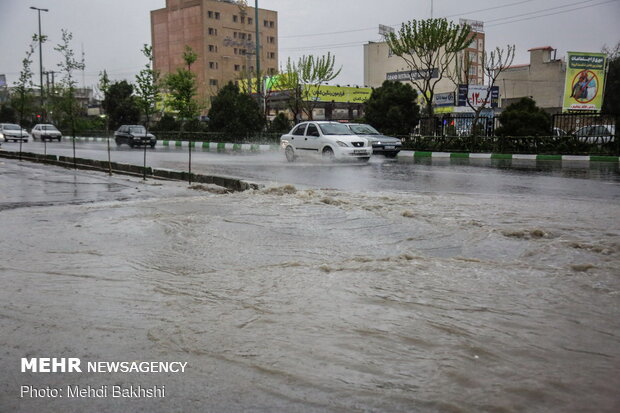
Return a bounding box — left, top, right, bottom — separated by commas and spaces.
269, 21, 274, 28
209, 62, 218, 69
233, 15, 238, 23
234, 64, 241, 71
267, 36, 275, 44
267, 52, 275, 59
468, 66, 477, 76
209, 79, 218, 86
208, 28, 217, 35
247, 17, 253, 25
215, 12, 220, 20
241, 16, 245, 24
263, 20, 269, 27
208, 11, 213, 18
248, 34, 252, 41
468, 51, 477, 63
233, 48, 238, 54
268, 68, 276, 75
208, 44, 218, 52
233, 32, 238, 38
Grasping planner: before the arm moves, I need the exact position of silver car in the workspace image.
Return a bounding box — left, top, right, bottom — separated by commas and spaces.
0, 123, 30, 142
344, 123, 402, 158
31, 124, 62, 141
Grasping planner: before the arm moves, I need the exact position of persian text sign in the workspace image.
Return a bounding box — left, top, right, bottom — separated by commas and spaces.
386, 69, 438, 82
304, 85, 372, 103
563, 52, 607, 111
457, 85, 499, 108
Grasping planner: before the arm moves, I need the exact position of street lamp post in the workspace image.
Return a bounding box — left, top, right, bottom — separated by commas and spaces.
30, 6, 48, 121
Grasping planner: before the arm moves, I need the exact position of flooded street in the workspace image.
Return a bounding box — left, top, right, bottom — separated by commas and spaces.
0, 159, 619, 412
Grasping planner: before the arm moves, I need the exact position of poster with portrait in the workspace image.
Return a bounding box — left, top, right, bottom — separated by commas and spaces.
562, 52, 607, 111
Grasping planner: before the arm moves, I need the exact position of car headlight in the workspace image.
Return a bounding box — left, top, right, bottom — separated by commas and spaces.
336, 140, 349, 147
0, 133, 4, 139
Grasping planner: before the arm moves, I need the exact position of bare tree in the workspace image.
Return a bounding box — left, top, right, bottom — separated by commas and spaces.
451, 45, 516, 135
277, 52, 341, 121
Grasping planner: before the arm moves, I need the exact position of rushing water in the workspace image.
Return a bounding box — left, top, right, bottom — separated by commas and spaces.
1, 160, 619, 412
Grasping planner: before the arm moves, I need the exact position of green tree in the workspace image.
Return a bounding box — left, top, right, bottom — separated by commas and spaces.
164, 45, 200, 125
385, 18, 472, 116
12, 38, 36, 128
0, 105, 17, 123
54, 29, 85, 164
102, 80, 140, 129
364, 80, 420, 136
135, 44, 160, 130
495, 97, 551, 137
602, 42, 620, 116
268, 112, 291, 133
276, 53, 341, 121
208, 82, 264, 136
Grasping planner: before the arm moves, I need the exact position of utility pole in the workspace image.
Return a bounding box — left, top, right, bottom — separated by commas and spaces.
254, 0, 261, 97
30, 6, 49, 121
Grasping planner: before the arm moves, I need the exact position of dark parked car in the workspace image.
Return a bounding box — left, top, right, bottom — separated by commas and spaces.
114, 125, 156, 148
344, 123, 402, 158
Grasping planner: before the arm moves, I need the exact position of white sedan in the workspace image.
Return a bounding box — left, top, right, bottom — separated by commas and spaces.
31, 124, 63, 141
280, 121, 371, 162
0, 123, 30, 142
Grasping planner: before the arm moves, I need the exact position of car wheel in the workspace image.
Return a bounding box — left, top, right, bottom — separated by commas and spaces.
322, 147, 335, 160
384, 152, 398, 158
285, 145, 296, 162
359, 157, 370, 162
115, 139, 122, 146
150, 143, 156, 148
129, 142, 135, 148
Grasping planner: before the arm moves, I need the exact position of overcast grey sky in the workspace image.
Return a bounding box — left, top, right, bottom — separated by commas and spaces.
1, 0, 619, 90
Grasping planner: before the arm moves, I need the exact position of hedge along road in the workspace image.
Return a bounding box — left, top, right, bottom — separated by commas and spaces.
3, 139, 620, 201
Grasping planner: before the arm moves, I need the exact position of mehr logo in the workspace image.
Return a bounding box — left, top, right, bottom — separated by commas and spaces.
21, 358, 82, 373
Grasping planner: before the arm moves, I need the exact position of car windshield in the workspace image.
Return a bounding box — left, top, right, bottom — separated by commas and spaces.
318, 123, 353, 135
129, 126, 146, 134
42, 125, 58, 131
4, 124, 21, 130
349, 124, 380, 135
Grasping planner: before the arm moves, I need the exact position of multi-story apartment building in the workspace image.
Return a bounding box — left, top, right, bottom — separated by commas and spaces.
151, 0, 278, 107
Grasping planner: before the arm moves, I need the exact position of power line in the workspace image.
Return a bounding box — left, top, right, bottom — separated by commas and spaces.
486, 0, 618, 27
486, 0, 601, 23
279, 0, 618, 53
279, 0, 538, 39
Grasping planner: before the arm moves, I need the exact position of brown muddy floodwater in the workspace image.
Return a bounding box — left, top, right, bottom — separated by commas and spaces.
0, 160, 619, 412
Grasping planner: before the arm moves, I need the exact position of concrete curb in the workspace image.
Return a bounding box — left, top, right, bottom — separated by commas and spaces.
50, 138, 620, 162
70, 136, 278, 152
0, 150, 261, 192
404, 151, 620, 163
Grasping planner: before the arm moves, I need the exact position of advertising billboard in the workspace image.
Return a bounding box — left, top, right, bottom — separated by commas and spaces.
562, 52, 607, 112
457, 85, 499, 108
303, 85, 372, 103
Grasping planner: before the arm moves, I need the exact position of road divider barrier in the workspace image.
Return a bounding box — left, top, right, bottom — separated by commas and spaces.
0, 150, 260, 192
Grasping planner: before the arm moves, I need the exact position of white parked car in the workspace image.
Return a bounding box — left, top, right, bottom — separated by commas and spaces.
0, 123, 30, 142
280, 121, 371, 162
31, 124, 62, 141
574, 124, 616, 143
